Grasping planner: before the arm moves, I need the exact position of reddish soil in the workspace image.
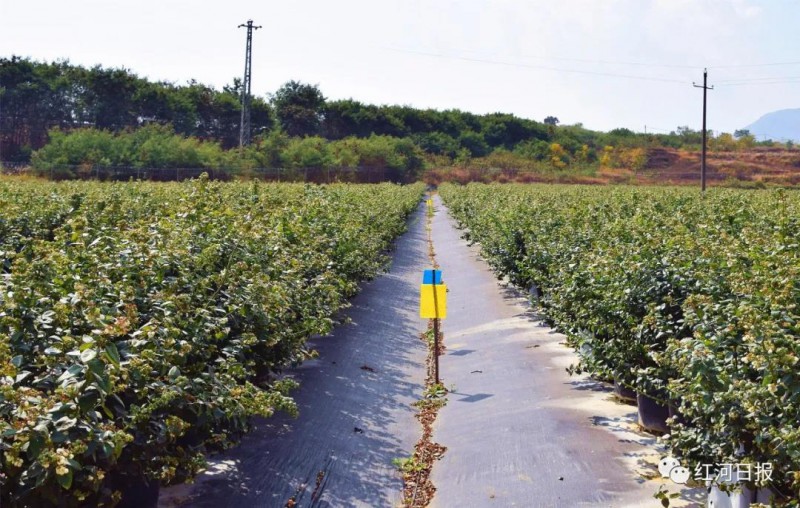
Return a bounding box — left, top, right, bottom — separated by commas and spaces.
426, 147, 800, 187
637, 147, 800, 186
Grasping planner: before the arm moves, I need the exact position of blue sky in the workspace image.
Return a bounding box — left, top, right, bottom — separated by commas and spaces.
2, 0, 799, 135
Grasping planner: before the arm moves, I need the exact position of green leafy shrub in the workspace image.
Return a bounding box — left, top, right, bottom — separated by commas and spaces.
0, 177, 425, 506
440, 183, 800, 504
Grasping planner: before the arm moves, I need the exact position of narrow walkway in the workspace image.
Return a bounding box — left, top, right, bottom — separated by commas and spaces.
429, 196, 699, 507
159, 205, 428, 508
159, 197, 702, 508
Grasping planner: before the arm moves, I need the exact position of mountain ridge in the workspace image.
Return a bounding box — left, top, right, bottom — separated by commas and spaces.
744, 108, 800, 142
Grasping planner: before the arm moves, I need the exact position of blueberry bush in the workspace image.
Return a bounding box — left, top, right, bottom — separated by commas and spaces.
0, 176, 424, 506
440, 183, 800, 504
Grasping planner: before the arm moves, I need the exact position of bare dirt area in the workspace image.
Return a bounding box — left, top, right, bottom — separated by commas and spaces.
637, 147, 800, 186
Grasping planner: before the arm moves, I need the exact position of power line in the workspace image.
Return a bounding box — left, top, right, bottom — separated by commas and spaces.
385, 45, 800, 88
717, 79, 800, 87
716, 75, 800, 84
517, 55, 700, 70
408, 45, 703, 70
383, 47, 690, 84
710, 60, 800, 69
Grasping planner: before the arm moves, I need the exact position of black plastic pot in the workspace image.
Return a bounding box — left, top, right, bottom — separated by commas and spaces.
529, 284, 541, 303
591, 373, 614, 384
637, 392, 670, 434
613, 380, 637, 404
668, 402, 687, 427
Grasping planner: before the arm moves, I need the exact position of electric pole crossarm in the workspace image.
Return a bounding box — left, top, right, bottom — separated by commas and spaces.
693, 68, 714, 192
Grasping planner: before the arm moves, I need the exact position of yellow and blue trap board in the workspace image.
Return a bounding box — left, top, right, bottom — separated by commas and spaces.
422, 269, 442, 285
420, 269, 446, 319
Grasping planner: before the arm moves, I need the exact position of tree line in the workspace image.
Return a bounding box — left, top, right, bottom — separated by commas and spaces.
1, 56, 792, 181
0, 56, 272, 161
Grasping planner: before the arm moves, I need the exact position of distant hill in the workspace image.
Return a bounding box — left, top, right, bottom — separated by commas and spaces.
744, 108, 800, 142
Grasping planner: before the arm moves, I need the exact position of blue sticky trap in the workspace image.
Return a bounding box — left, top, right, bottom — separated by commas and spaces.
422, 269, 442, 285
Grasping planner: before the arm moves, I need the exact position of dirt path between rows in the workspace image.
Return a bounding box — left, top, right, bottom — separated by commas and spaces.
428, 195, 701, 507
159, 196, 702, 508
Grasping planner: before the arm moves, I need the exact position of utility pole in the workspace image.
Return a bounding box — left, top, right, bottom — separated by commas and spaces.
238, 19, 261, 147
693, 68, 714, 192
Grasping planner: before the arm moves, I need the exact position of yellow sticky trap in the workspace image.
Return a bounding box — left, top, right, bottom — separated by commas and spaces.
420, 284, 447, 319
426, 199, 433, 207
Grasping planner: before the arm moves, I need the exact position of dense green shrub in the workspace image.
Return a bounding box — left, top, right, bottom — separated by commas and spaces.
0, 177, 425, 506
30, 125, 227, 176
29, 127, 426, 182
440, 183, 800, 504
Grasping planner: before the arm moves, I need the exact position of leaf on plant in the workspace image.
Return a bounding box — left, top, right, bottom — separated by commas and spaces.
57, 364, 84, 384
78, 390, 100, 412
87, 358, 105, 376
57, 469, 73, 490
54, 416, 77, 432
104, 343, 121, 367
26, 432, 45, 459
80, 349, 97, 363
